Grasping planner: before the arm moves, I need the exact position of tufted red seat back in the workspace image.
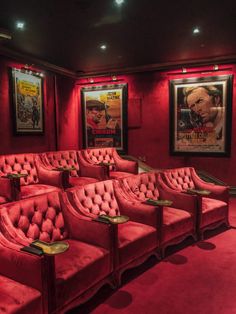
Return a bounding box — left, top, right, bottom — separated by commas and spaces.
0, 153, 38, 186
2, 192, 68, 242
41, 151, 79, 177
162, 167, 195, 191
121, 172, 160, 201
83, 148, 115, 170
68, 180, 120, 218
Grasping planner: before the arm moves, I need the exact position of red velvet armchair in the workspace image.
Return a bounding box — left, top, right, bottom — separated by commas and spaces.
81, 147, 138, 179
40, 150, 107, 188
66, 179, 159, 285
117, 171, 198, 256
0, 232, 46, 314
159, 167, 230, 239
0, 191, 114, 313
0, 153, 62, 204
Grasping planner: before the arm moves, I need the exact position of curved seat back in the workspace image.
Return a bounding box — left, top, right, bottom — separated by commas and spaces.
162, 167, 195, 191
1, 191, 68, 243
67, 180, 120, 219
120, 172, 160, 201
0, 153, 38, 186
41, 150, 80, 177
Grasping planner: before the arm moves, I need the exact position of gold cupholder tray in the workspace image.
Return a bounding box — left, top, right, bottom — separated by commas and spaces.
145, 199, 173, 206
7, 173, 28, 179
99, 215, 129, 224
53, 166, 76, 171
30, 240, 69, 255
187, 189, 211, 196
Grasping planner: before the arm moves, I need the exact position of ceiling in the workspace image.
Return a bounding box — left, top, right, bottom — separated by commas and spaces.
1, 0, 236, 76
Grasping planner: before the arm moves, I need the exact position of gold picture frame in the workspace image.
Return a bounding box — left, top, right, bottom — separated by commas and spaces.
169, 75, 233, 156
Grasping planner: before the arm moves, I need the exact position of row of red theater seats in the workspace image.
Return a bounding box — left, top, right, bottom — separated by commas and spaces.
0, 147, 138, 205
0, 149, 230, 313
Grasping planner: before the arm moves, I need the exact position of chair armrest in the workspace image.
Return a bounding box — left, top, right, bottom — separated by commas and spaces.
191, 169, 229, 202
116, 190, 162, 228
0, 207, 31, 246
0, 177, 14, 200
113, 150, 138, 174
77, 151, 108, 180
60, 192, 113, 250
0, 233, 53, 292
35, 156, 64, 188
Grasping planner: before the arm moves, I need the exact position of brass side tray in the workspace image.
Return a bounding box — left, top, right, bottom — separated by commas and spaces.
99, 215, 129, 224
145, 199, 173, 206
187, 188, 211, 196
30, 240, 69, 255
7, 173, 28, 179
53, 166, 76, 171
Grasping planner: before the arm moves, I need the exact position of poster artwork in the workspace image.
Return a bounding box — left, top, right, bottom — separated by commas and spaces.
83, 86, 124, 149
170, 75, 232, 156
12, 69, 43, 134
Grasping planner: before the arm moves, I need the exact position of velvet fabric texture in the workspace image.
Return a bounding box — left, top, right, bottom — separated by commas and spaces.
40, 150, 105, 186
40, 150, 80, 177
0, 274, 42, 314
160, 167, 229, 237
0, 232, 45, 314
66, 180, 158, 282
20, 184, 61, 199
81, 148, 138, 179
201, 197, 228, 228
0, 191, 113, 313
117, 221, 157, 267
117, 172, 197, 253
0, 195, 9, 205
0, 153, 63, 203
55, 239, 111, 308
69, 176, 98, 187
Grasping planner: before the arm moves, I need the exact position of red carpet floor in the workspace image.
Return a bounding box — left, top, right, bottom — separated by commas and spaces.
68, 198, 236, 314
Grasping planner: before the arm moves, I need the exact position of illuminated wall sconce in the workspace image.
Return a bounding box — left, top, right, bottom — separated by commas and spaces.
213, 64, 219, 71
13, 65, 44, 77
111, 75, 117, 81
182, 67, 187, 73
88, 78, 94, 83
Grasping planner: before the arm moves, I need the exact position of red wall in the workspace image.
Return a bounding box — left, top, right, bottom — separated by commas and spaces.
77, 65, 236, 185
0, 57, 77, 154
0, 54, 235, 185
55, 75, 80, 150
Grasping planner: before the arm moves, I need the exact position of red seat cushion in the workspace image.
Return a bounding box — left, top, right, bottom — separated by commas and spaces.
0, 274, 42, 314
117, 221, 157, 267
201, 198, 228, 227
20, 184, 61, 199
162, 207, 193, 242
109, 171, 133, 179
69, 176, 98, 187
0, 196, 9, 205
55, 239, 111, 308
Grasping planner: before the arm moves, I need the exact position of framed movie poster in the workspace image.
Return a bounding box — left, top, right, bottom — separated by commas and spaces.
81, 83, 128, 153
11, 68, 44, 134
169, 75, 233, 156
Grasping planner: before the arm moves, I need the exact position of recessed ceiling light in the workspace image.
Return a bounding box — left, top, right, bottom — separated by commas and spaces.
100, 44, 107, 50
193, 27, 200, 34
115, 0, 124, 5
16, 21, 25, 30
